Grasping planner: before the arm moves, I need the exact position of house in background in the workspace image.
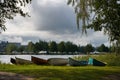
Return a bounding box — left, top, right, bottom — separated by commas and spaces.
0, 41, 8, 53
90, 50, 100, 54
8, 42, 21, 48
0, 41, 21, 53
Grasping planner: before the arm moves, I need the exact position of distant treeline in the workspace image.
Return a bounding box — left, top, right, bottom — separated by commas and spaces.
3, 40, 114, 55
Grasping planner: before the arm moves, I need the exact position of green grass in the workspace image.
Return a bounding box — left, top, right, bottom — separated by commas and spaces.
0, 54, 120, 80
0, 64, 120, 80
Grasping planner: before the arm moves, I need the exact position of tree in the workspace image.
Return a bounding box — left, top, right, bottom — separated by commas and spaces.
34, 40, 49, 53
17, 46, 26, 52
27, 41, 35, 53
65, 41, 73, 53
49, 41, 58, 52
68, 0, 120, 54
65, 41, 78, 53
42, 41, 49, 51
72, 44, 78, 52
78, 46, 85, 53
34, 42, 41, 53
96, 44, 109, 52
0, 0, 32, 32
85, 44, 94, 54
58, 41, 66, 53
5, 44, 17, 54
67, 0, 91, 33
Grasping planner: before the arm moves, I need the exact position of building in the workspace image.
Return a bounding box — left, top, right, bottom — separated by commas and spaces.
8, 42, 21, 48
0, 41, 8, 52
0, 41, 21, 53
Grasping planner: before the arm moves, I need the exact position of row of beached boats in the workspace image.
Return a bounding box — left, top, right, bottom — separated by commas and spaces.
10, 56, 106, 66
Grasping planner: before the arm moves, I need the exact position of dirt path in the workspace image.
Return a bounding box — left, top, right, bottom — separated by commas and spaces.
0, 72, 120, 80
0, 72, 34, 80
102, 74, 120, 80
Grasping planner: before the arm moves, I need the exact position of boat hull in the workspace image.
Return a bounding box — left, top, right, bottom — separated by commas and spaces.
15, 57, 33, 65
68, 57, 88, 66
93, 59, 106, 66
88, 58, 106, 66
10, 58, 16, 64
31, 56, 48, 65
47, 58, 68, 66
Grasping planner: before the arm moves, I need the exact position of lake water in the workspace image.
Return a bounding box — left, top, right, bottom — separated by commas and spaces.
0, 55, 83, 64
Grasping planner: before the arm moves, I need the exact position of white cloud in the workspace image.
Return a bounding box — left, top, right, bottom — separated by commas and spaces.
0, 0, 110, 47
37, 0, 64, 6
0, 35, 23, 43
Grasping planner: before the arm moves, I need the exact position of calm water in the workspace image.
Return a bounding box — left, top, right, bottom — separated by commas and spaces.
0, 55, 82, 64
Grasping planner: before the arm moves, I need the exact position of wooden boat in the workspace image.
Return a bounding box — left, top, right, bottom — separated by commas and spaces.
10, 58, 16, 64
15, 57, 33, 65
31, 56, 48, 65
68, 57, 88, 66
47, 58, 68, 66
88, 58, 106, 66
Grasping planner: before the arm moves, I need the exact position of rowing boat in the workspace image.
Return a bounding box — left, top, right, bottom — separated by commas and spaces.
31, 56, 48, 65
88, 58, 106, 66
15, 57, 33, 65
10, 58, 16, 64
68, 57, 88, 66
47, 58, 68, 66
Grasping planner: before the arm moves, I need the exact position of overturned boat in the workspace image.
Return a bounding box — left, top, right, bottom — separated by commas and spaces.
31, 56, 48, 65
15, 57, 33, 65
68, 57, 88, 66
47, 58, 68, 66
88, 58, 106, 66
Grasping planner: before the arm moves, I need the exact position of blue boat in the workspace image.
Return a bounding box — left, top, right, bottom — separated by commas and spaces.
88, 58, 106, 66
68, 57, 88, 66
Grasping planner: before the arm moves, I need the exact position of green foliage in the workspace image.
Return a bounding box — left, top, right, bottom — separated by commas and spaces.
34, 40, 49, 53
68, 0, 120, 54
41, 41, 49, 51
34, 42, 41, 52
96, 44, 109, 52
3, 39, 112, 54
27, 41, 35, 52
49, 41, 58, 52
84, 44, 94, 54
78, 46, 85, 53
67, 0, 92, 33
58, 41, 66, 52
5, 44, 17, 54
89, 0, 120, 52
28, 40, 79, 54
0, 0, 32, 31
65, 41, 78, 52
17, 46, 26, 52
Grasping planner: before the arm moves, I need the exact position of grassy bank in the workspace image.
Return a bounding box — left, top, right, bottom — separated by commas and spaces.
0, 64, 120, 80
0, 54, 120, 80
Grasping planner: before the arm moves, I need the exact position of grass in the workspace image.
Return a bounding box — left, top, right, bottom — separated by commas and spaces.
0, 64, 120, 80
0, 54, 120, 80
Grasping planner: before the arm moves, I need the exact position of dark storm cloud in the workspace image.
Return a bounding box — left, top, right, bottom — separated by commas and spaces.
31, 0, 78, 34
22, 36, 39, 42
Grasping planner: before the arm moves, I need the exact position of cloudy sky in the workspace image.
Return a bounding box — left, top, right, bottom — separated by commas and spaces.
0, 0, 109, 47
